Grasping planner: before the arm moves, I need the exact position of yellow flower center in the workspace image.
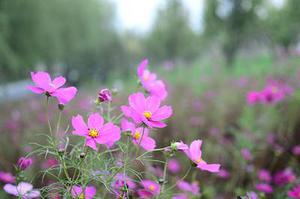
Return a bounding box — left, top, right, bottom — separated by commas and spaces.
133, 131, 141, 140
149, 185, 155, 191
78, 193, 85, 199
195, 158, 203, 164
88, 129, 99, 138
143, 111, 152, 120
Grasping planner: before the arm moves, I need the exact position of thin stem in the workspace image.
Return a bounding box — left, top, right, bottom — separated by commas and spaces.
136, 147, 167, 160
165, 166, 192, 192
123, 136, 130, 198
159, 158, 169, 197
56, 110, 62, 138
46, 96, 53, 136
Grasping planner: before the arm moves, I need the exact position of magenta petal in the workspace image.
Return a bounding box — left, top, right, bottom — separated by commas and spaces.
88, 113, 104, 130
138, 189, 153, 198
85, 138, 98, 151
71, 186, 83, 197
52, 86, 77, 105
96, 123, 121, 145
137, 59, 148, 77
27, 85, 45, 94
152, 106, 172, 121
85, 186, 97, 198
147, 120, 166, 128
189, 140, 202, 161
197, 163, 220, 173
72, 115, 88, 136
129, 92, 146, 112
31, 71, 52, 90
140, 136, 156, 151
52, 76, 66, 88
121, 119, 135, 132
145, 96, 161, 112
3, 184, 18, 196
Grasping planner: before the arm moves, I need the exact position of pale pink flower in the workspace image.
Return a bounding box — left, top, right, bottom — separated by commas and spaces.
137, 59, 167, 100
4, 182, 40, 198
168, 159, 181, 173
121, 92, 172, 128
0, 171, 15, 183
184, 140, 220, 173
177, 180, 200, 195
28, 71, 77, 105
255, 183, 273, 194
137, 180, 160, 198
71, 185, 96, 199
72, 113, 121, 150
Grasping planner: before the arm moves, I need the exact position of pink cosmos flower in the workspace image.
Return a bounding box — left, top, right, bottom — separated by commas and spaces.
18, 157, 33, 171
72, 113, 121, 150
246, 91, 262, 105
112, 173, 136, 197
292, 145, 300, 155
261, 85, 285, 104
246, 191, 258, 199
177, 180, 200, 195
121, 92, 172, 128
28, 71, 77, 105
255, 183, 273, 194
0, 171, 15, 183
71, 185, 96, 199
137, 180, 160, 198
184, 140, 220, 173
288, 184, 300, 199
168, 159, 181, 173
4, 182, 40, 198
137, 59, 167, 100
258, 169, 271, 183
171, 141, 189, 151
121, 119, 156, 151
274, 168, 296, 186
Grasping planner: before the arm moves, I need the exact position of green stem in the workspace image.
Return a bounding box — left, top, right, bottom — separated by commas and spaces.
165, 166, 192, 192
56, 110, 62, 138
159, 158, 169, 197
136, 147, 167, 160
46, 96, 53, 136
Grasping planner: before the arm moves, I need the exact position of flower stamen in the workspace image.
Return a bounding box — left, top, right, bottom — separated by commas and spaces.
88, 129, 99, 138
143, 111, 152, 120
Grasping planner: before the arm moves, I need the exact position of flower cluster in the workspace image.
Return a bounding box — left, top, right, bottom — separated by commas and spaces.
2, 60, 221, 198
246, 82, 293, 105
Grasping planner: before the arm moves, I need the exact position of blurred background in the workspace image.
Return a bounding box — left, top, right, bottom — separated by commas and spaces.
1, 0, 300, 198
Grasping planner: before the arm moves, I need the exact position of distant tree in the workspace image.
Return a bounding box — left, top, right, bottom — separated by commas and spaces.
203, 0, 262, 67
0, 0, 124, 83
145, 0, 199, 64
264, 0, 300, 55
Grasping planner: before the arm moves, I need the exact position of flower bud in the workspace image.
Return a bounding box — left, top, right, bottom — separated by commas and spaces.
17, 157, 33, 170
98, 88, 112, 103
79, 152, 86, 158
170, 141, 188, 151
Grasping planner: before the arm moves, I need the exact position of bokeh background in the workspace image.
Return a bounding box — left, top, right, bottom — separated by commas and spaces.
0, 0, 300, 198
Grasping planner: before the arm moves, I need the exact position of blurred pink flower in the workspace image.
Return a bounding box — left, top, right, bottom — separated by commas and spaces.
121, 119, 156, 151
28, 71, 77, 105
168, 159, 181, 173
246, 91, 262, 105
42, 158, 58, 169
261, 85, 285, 104
4, 182, 40, 198
121, 92, 172, 128
138, 180, 160, 198
137, 59, 167, 100
274, 168, 296, 186
17, 157, 33, 170
72, 113, 121, 150
0, 171, 15, 183
71, 185, 96, 199
112, 173, 136, 197
184, 140, 220, 173
247, 191, 258, 199
258, 169, 271, 183
288, 184, 300, 199
292, 145, 300, 156
241, 148, 252, 161
177, 180, 200, 195
255, 183, 273, 194
172, 193, 188, 199
217, 169, 230, 179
